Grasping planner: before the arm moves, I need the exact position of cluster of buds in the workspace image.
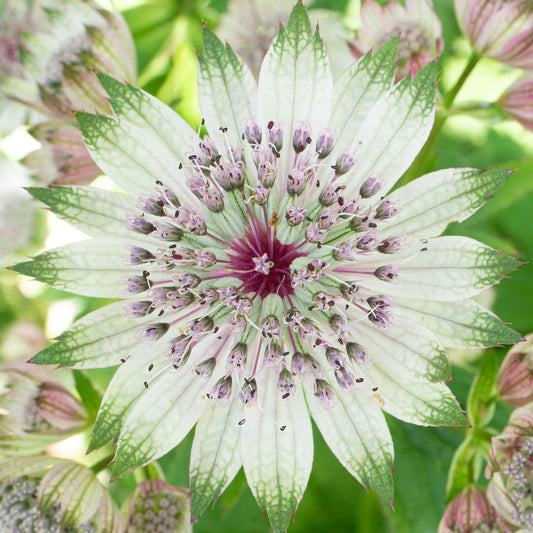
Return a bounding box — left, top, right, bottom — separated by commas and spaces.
0, 0, 136, 184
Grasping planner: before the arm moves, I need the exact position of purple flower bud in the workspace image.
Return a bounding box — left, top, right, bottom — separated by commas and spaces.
214, 160, 245, 191
326, 346, 345, 370
265, 342, 284, 367
359, 173, 384, 198
376, 199, 401, 219
367, 296, 394, 329
356, 232, 377, 251
227, 342, 247, 372
319, 184, 340, 206
211, 376, 232, 402
198, 287, 219, 305
125, 300, 153, 318
240, 378, 257, 406
305, 224, 325, 243
287, 168, 307, 196
125, 246, 155, 265
374, 264, 400, 283
122, 275, 149, 294
333, 149, 356, 175
125, 215, 155, 235
261, 315, 280, 339
139, 322, 170, 342
334, 241, 358, 261
315, 128, 335, 159
291, 352, 321, 377
346, 342, 371, 364
278, 368, 295, 399
152, 222, 183, 242
286, 204, 306, 226
195, 250, 217, 268
314, 379, 335, 409
194, 357, 216, 379
335, 367, 356, 391
313, 291, 335, 311
137, 194, 165, 216
251, 184, 269, 205
293, 121, 313, 153
378, 233, 406, 254
267, 120, 284, 153
189, 316, 214, 337
243, 117, 262, 144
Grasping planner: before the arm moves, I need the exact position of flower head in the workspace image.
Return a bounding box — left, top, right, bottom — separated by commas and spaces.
438, 485, 511, 533
499, 77, 533, 133
15, 5, 521, 531
350, 0, 444, 80
454, 0, 533, 71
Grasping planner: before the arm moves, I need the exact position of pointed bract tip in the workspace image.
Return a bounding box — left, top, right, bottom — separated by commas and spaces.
388, 499, 395, 510
26, 356, 37, 364
86, 446, 92, 455
190, 517, 198, 524
5, 266, 13, 270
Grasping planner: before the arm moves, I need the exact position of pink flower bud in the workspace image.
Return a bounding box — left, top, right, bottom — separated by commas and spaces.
499, 77, 533, 133
497, 335, 533, 406
35, 381, 87, 431
455, 0, 533, 71
438, 486, 510, 533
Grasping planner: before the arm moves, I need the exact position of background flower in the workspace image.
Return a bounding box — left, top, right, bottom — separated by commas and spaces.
350, 0, 443, 80
454, 0, 533, 71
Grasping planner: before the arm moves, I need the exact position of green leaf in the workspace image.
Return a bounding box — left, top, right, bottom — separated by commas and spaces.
466, 350, 499, 428
73, 370, 103, 424
387, 418, 463, 533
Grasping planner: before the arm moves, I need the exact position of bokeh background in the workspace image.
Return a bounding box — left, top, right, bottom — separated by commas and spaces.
1, 0, 533, 531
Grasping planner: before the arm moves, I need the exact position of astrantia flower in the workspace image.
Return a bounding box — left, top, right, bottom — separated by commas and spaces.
350, 0, 443, 80
454, 0, 533, 71
15, 5, 521, 531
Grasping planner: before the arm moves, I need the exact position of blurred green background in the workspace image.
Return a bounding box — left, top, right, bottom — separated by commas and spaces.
1, 0, 533, 531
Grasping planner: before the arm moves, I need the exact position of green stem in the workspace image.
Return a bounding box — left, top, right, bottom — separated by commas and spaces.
397, 52, 481, 187
90, 454, 115, 475
133, 462, 164, 484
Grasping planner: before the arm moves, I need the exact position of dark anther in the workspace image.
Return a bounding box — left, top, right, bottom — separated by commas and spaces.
144, 381, 149, 388
156, 180, 163, 186
148, 364, 154, 371
280, 426, 286, 431
356, 378, 364, 383
158, 310, 164, 316
120, 358, 126, 363
238, 419, 246, 425
169, 244, 177, 249
179, 163, 183, 169
421, 247, 428, 252
282, 393, 290, 399
372, 387, 378, 392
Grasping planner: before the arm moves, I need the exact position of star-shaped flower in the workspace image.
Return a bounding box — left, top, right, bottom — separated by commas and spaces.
14, 4, 520, 531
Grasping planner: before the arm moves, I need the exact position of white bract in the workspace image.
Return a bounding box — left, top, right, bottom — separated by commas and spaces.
15, 5, 520, 531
